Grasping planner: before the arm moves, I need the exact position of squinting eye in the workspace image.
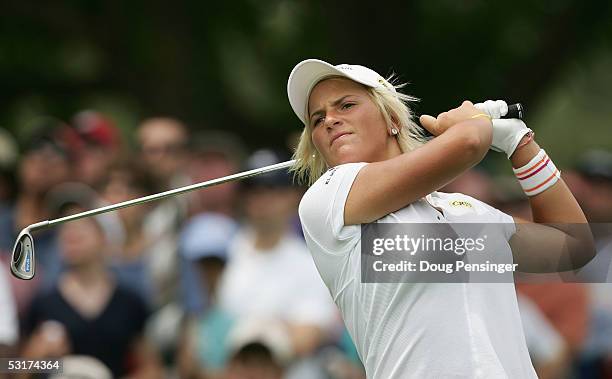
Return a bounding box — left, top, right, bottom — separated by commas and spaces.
341, 102, 355, 110
312, 116, 324, 127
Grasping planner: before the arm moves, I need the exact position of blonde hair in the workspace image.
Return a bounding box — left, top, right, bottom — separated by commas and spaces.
291, 76, 427, 186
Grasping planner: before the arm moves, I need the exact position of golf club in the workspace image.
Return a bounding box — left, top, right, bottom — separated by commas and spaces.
10, 102, 524, 280
10, 159, 296, 280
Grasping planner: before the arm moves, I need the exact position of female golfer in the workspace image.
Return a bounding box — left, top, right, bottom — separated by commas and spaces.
287, 59, 594, 378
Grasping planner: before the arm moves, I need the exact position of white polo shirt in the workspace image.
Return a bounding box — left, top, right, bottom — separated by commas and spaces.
299, 162, 537, 379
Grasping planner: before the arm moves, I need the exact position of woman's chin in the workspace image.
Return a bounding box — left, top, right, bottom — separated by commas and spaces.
332, 148, 366, 166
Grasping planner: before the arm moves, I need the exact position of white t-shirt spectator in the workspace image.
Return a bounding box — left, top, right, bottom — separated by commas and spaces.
0, 260, 18, 346
218, 228, 339, 332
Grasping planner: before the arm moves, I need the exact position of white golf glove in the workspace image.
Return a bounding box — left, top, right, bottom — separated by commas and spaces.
474, 100, 532, 158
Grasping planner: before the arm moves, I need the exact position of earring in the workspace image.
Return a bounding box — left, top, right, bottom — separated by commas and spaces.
391, 128, 398, 135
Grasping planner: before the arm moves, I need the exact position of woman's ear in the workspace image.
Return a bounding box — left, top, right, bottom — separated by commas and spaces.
389, 116, 400, 136
389, 115, 401, 135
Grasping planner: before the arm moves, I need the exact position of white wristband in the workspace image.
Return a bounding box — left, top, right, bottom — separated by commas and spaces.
513, 149, 561, 196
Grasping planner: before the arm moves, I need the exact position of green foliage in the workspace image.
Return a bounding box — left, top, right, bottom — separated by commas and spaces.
1, 0, 611, 152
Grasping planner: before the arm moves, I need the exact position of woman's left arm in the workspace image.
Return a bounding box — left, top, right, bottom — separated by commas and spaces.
509, 138, 595, 272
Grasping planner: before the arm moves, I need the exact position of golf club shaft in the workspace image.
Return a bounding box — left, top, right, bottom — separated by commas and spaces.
21, 104, 526, 232
30, 159, 296, 232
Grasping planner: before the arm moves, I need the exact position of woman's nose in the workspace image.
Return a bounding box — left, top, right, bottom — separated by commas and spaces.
324, 114, 342, 129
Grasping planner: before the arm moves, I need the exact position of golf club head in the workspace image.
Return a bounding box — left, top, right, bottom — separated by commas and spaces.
11, 228, 36, 280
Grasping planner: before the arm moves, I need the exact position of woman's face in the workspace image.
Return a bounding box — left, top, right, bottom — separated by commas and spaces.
59, 214, 105, 267
19, 146, 71, 195
307, 78, 396, 167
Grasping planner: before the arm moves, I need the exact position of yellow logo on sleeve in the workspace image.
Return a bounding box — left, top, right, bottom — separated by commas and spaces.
450, 200, 473, 208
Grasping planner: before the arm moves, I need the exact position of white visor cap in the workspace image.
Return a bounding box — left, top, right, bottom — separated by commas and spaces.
287, 59, 396, 126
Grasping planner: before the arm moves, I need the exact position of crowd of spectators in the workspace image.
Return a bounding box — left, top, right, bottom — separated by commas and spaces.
0, 112, 611, 379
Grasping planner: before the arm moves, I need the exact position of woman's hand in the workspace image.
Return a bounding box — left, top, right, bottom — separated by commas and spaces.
420, 101, 490, 136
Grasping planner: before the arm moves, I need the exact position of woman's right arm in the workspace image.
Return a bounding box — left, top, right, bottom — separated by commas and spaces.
344, 101, 492, 225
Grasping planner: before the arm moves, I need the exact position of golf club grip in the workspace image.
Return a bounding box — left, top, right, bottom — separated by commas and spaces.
505, 103, 523, 120
420, 102, 524, 138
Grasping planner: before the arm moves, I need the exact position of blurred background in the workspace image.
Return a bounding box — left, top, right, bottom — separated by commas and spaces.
1, 0, 611, 378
